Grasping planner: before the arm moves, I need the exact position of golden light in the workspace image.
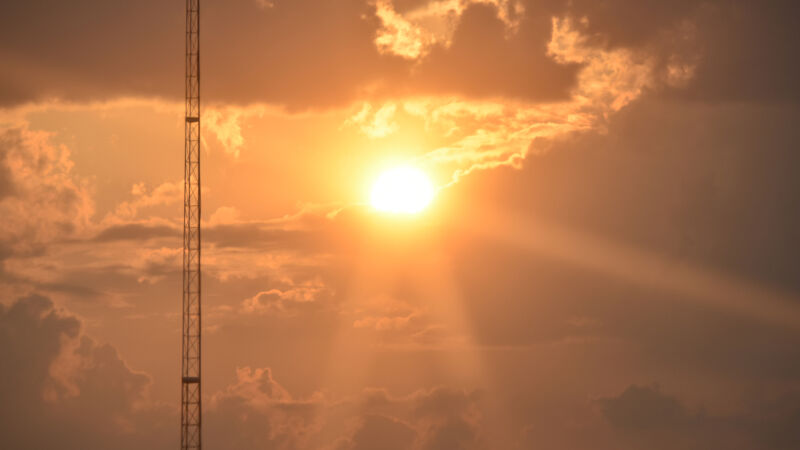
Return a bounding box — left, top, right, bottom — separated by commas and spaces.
370, 166, 435, 214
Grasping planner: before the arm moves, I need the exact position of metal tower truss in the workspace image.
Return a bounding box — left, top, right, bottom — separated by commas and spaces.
181, 0, 201, 449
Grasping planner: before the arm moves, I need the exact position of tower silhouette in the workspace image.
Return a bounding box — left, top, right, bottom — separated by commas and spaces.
181, 0, 202, 449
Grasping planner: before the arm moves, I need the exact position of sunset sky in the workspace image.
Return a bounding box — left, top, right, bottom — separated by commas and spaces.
2, 1, 800, 449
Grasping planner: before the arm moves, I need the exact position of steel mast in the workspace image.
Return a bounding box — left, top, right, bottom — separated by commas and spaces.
181, 0, 202, 449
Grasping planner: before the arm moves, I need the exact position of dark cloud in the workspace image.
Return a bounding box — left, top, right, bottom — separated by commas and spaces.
346, 387, 485, 450
598, 384, 692, 431
0, 0, 579, 108
439, 96, 800, 341
420, 417, 481, 450
413, 387, 481, 419
0, 0, 402, 109
0, 294, 172, 450
205, 0, 407, 109
413, 388, 485, 450
0, 0, 183, 105
92, 223, 179, 242
205, 369, 487, 450
0, 293, 336, 449
410, 3, 580, 101
676, 1, 800, 103
345, 415, 416, 450
526, 100, 800, 292
599, 384, 800, 450
565, 0, 699, 48
0, 295, 79, 406
2, 0, 798, 107
205, 223, 316, 251
203, 205, 435, 256
0, 140, 14, 200
206, 366, 323, 450
558, 0, 800, 103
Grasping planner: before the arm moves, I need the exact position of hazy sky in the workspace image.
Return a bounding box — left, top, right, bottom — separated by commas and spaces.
1, 1, 800, 449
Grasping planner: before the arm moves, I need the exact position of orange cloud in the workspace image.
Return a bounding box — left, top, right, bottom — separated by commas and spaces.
0, 127, 93, 256
241, 281, 329, 316
374, 0, 526, 60
351, 15, 671, 189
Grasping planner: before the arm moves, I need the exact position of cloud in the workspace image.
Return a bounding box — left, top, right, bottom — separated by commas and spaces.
325, 386, 485, 450
374, 0, 527, 61
420, 418, 482, 450
0, 126, 93, 258
0, 294, 173, 450
241, 280, 330, 316
206, 366, 327, 450
0, 293, 322, 449
204, 106, 267, 158
346, 13, 662, 188
374, 1, 434, 60
407, 2, 578, 101
0, 294, 460, 450
2, 0, 798, 108
105, 180, 182, 223
92, 223, 180, 242
0, 0, 568, 108
5, 292, 799, 450
676, 1, 800, 103
348, 292, 458, 348
0, 0, 407, 109
386, 387, 486, 450
405, 96, 800, 354
343, 414, 417, 450
344, 102, 400, 138
558, 0, 800, 104
598, 384, 691, 431
598, 384, 800, 450
205, 365, 486, 450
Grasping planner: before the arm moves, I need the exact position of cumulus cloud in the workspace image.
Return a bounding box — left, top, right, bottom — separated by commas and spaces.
106, 180, 182, 223
1, 294, 475, 450
0, 127, 93, 258
340, 414, 417, 450
242, 280, 330, 316
207, 365, 486, 450
204, 106, 267, 158
6, 291, 799, 450
328, 386, 485, 450
207, 366, 325, 450
0, 294, 172, 450
0, 293, 350, 450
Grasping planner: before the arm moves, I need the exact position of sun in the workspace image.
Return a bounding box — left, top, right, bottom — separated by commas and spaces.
370, 166, 435, 214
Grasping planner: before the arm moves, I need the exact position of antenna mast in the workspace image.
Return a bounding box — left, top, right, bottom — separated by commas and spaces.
181, 0, 202, 449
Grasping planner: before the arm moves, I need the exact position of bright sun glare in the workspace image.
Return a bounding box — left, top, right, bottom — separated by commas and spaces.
370, 166, 435, 214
